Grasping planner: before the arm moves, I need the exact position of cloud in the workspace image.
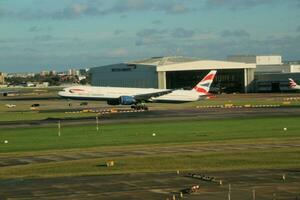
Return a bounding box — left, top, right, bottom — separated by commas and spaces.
136, 28, 168, 46
288, 0, 300, 8
39, 0, 192, 19
0, 7, 14, 19
1, 0, 299, 20
297, 26, 300, 32
51, 3, 105, 20
136, 28, 167, 37
152, 20, 162, 25
1, 0, 193, 20
204, 0, 277, 10
171, 28, 195, 38
0, 39, 11, 44
29, 26, 52, 32
157, 2, 190, 14
114, 29, 125, 35
135, 37, 156, 46
107, 0, 191, 14
29, 26, 40, 32
221, 30, 250, 38
33, 35, 53, 41
23, 47, 38, 52
72, 3, 88, 14
0, 1, 105, 20
106, 48, 128, 57
108, 0, 151, 13
136, 27, 200, 46
193, 35, 300, 60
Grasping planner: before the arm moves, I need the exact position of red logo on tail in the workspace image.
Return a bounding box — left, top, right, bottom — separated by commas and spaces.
202, 74, 215, 82
194, 87, 208, 93
289, 79, 297, 88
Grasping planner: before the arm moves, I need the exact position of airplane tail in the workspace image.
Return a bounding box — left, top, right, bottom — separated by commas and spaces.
288, 78, 297, 88
193, 70, 217, 94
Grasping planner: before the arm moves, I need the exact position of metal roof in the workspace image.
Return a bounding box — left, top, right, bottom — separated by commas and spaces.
157, 60, 256, 72
128, 56, 256, 71
129, 56, 200, 66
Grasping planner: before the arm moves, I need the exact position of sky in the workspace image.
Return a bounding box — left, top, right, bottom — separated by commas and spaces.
0, 0, 300, 73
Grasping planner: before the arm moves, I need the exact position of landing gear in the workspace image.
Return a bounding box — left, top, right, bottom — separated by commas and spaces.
131, 103, 148, 110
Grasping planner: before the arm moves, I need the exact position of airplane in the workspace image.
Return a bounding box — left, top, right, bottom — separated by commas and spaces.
58, 70, 217, 108
288, 78, 300, 90
0, 90, 20, 97
58, 85, 173, 108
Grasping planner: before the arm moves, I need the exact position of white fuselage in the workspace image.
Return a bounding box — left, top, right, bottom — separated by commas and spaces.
291, 85, 300, 90
152, 90, 206, 102
58, 86, 206, 102
58, 86, 167, 100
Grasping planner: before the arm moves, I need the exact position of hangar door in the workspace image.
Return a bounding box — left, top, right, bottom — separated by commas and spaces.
166, 69, 245, 93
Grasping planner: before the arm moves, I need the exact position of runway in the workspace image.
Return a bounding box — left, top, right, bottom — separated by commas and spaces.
1, 106, 300, 128
1, 169, 299, 199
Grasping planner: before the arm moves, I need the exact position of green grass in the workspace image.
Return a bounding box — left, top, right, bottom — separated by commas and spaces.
1, 116, 300, 153
1, 93, 300, 179
1, 116, 300, 179
0, 98, 104, 120
1, 148, 299, 178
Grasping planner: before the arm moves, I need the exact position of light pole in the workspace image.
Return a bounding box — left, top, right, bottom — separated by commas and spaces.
96, 115, 99, 132
58, 120, 61, 136
228, 184, 231, 200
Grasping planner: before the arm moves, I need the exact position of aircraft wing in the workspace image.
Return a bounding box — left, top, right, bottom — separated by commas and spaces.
133, 89, 173, 101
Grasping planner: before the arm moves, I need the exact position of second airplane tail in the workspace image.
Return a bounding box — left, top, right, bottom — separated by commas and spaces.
193, 70, 217, 94
289, 78, 297, 88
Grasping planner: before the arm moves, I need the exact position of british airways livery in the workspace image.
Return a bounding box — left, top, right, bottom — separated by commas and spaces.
58, 70, 217, 106
152, 70, 216, 102
288, 78, 300, 90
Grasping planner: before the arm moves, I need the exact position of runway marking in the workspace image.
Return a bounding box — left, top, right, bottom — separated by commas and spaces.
1, 170, 300, 200
1, 142, 300, 168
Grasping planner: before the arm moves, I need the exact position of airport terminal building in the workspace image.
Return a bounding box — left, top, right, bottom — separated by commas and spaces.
90, 57, 256, 93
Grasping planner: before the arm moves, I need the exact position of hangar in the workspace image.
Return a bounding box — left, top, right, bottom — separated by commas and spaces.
227, 55, 300, 92
90, 57, 256, 93
254, 72, 300, 92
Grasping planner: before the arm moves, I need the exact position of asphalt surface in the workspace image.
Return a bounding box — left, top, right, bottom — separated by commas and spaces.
1, 170, 299, 200
2, 106, 300, 128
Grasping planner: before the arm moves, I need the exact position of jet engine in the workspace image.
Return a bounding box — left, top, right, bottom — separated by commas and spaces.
119, 96, 136, 105
107, 96, 136, 105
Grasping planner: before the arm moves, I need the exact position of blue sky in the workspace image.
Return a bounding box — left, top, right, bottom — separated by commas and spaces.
0, 0, 300, 72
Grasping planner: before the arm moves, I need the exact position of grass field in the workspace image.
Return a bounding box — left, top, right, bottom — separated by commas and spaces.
1, 92, 300, 179
1, 148, 299, 178
1, 92, 300, 199
1, 116, 299, 153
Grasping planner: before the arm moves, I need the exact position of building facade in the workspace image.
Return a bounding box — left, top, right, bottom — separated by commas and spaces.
228, 55, 300, 92
90, 57, 256, 93
0, 72, 5, 85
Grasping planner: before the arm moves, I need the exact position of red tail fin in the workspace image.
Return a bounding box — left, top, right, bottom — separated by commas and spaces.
193, 70, 217, 94
289, 78, 297, 88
